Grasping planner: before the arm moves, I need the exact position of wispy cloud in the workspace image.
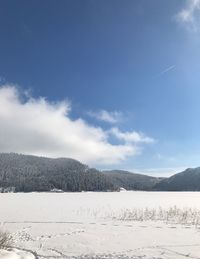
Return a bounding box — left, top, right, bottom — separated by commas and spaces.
176, 0, 200, 32
155, 153, 176, 162
88, 110, 123, 124
156, 65, 175, 77
0, 76, 5, 83
109, 127, 155, 144
0, 85, 154, 166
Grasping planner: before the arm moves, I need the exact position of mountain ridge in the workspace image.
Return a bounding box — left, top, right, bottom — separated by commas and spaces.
0, 153, 199, 192
154, 167, 200, 191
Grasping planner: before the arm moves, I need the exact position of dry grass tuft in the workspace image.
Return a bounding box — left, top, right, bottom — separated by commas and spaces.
108, 206, 200, 226
0, 230, 13, 249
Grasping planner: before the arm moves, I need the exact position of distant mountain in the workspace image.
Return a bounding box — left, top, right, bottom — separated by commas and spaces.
103, 170, 163, 191
1, 153, 200, 192
154, 167, 200, 191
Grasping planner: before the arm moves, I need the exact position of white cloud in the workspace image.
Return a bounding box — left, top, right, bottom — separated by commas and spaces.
0, 85, 154, 166
109, 127, 155, 144
176, 0, 200, 31
88, 110, 122, 124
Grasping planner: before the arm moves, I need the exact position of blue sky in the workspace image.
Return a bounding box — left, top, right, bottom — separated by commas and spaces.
0, 0, 200, 176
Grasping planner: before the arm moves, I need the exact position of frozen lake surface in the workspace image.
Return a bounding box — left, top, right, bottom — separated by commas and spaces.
1, 192, 200, 259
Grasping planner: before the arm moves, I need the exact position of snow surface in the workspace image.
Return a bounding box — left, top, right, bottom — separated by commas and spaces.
1, 192, 200, 258
0, 249, 35, 259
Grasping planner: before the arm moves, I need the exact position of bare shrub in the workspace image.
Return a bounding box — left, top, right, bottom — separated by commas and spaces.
106, 206, 200, 226
0, 230, 13, 249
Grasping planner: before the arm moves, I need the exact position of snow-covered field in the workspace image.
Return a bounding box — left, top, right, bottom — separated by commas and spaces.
1, 192, 200, 259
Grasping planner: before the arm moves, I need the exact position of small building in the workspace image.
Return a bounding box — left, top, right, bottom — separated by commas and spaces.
50, 188, 64, 193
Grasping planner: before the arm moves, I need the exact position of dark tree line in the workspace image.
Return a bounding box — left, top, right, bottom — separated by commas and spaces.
0, 153, 116, 192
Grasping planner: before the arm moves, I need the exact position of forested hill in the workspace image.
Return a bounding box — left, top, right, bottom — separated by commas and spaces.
0, 153, 115, 192
1, 153, 200, 192
154, 167, 200, 191
0, 153, 162, 192
103, 170, 163, 190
